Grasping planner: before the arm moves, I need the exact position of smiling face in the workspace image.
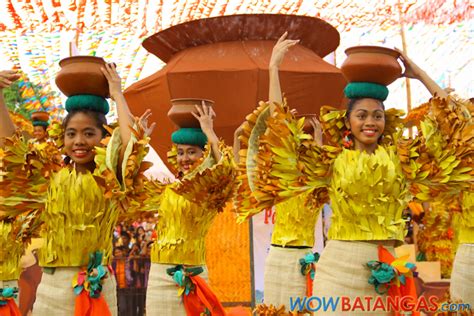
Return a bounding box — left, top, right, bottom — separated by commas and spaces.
176, 144, 204, 174
345, 98, 385, 153
33, 125, 48, 142
63, 112, 104, 172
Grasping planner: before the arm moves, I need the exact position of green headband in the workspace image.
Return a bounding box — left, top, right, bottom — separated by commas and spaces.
32, 121, 49, 127
344, 82, 389, 101
65, 94, 109, 114
171, 128, 207, 149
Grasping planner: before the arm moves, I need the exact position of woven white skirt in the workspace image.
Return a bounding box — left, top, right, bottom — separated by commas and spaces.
33, 267, 117, 315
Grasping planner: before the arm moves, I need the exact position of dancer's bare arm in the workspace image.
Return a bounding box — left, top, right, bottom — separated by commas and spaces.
269, 32, 299, 115
0, 70, 21, 146
396, 48, 448, 98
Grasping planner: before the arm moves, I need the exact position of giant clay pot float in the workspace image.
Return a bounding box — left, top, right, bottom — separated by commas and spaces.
31, 111, 49, 122
167, 98, 215, 128
55, 56, 109, 97
340, 46, 402, 85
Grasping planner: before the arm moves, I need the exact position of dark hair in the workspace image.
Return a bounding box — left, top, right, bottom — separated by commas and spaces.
114, 246, 126, 252
346, 98, 385, 118
120, 231, 131, 239
62, 109, 108, 165
34, 125, 48, 131
63, 109, 108, 136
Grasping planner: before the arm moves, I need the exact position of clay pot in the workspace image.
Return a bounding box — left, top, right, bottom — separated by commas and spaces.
168, 98, 215, 128
420, 281, 450, 299
55, 56, 109, 97
295, 114, 317, 134
415, 278, 450, 316
340, 46, 402, 85
31, 111, 49, 122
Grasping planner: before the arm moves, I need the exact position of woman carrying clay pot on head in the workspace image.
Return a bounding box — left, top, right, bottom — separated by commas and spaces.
141, 101, 236, 316
0, 63, 154, 316
237, 32, 472, 315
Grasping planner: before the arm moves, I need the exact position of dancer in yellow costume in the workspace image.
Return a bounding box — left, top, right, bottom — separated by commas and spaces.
0, 208, 40, 316
405, 92, 474, 311
451, 190, 474, 308
144, 103, 236, 316
0, 70, 40, 316
0, 64, 154, 316
234, 93, 327, 314
238, 33, 473, 315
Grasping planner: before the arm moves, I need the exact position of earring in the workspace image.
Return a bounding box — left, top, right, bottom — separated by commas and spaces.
343, 130, 353, 148
378, 134, 385, 144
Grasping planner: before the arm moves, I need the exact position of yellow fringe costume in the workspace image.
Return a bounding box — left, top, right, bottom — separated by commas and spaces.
235, 106, 328, 313
451, 191, 474, 307
0, 211, 40, 312
142, 142, 236, 316
0, 124, 150, 316
236, 96, 473, 315
417, 199, 458, 278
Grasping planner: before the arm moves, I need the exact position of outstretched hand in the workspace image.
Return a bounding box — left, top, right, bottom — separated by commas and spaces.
309, 117, 323, 147
101, 63, 122, 100
192, 101, 216, 136
395, 47, 423, 79
138, 109, 156, 137
0, 70, 21, 89
269, 32, 299, 69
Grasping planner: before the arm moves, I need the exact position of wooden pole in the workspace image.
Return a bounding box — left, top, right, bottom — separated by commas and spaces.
398, 1, 413, 137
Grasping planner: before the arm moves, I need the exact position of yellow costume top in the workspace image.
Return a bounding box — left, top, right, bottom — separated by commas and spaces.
271, 192, 323, 247
144, 143, 236, 265
0, 125, 149, 270
237, 96, 473, 244
0, 213, 39, 281
234, 106, 328, 247
457, 191, 474, 244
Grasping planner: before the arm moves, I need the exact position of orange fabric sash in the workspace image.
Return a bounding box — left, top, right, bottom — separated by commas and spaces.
74, 291, 111, 316
305, 265, 314, 297
72, 253, 112, 316
378, 245, 419, 316
0, 300, 21, 316
183, 275, 226, 316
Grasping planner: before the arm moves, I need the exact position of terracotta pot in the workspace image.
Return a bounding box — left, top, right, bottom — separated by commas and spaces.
340, 46, 402, 85
167, 98, 215, 128
295, 114, 317, 134
31, 111, 49, 122
55, 56, 109, 97
420, 281, 450, 315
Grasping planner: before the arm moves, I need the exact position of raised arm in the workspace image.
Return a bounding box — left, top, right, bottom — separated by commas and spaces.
269, 32, 299, 115
192, 101, 221, 161
101, 63, 137, 155
0, 70, 21, 145
233, 123, 245, 163
396, 48, 448, 98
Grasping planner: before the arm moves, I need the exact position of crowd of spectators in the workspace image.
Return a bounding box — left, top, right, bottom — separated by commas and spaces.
111, 218, 156, 316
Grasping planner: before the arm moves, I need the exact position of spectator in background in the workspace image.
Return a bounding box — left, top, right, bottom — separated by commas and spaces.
113, 223, 124, 242
129, 241, 146, 316
112, 246, 132, 315
143, 241, 153, 288
120, 231, 132, 254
